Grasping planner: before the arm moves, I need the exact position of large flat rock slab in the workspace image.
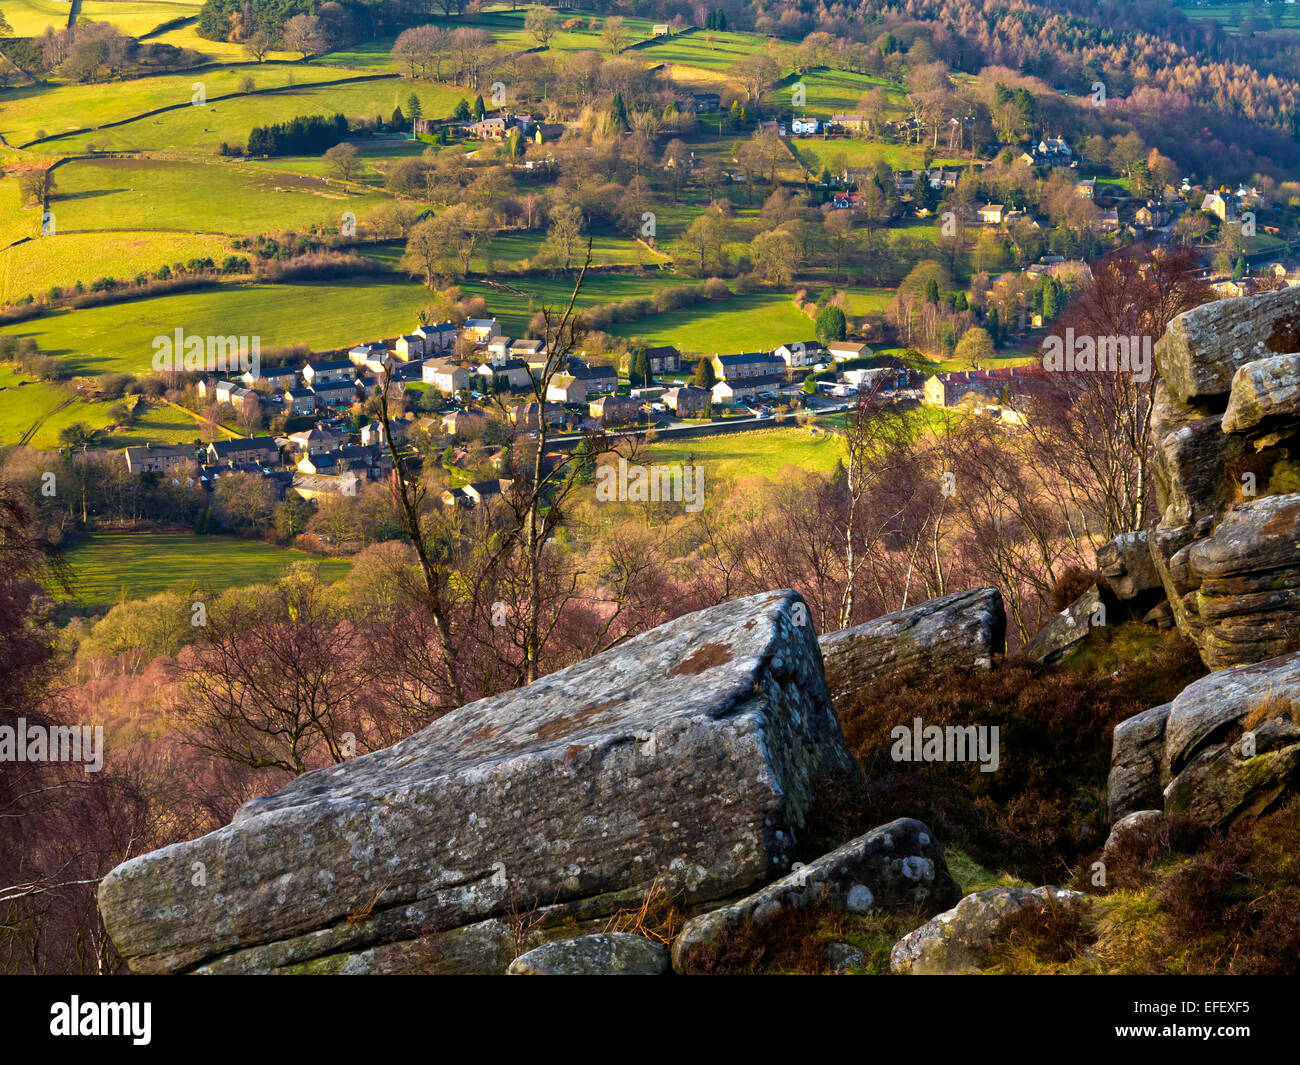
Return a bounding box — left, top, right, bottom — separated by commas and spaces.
1155, 285, 1300, 403
818, 588, 1005, 709
1024, 583, 1104, 665
1163, 649, 1300, 778
98, 589, 861, 974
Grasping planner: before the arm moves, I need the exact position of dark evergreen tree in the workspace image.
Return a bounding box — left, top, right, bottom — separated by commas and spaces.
628, 345, 651, 387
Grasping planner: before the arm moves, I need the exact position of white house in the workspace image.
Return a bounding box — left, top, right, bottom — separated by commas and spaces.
826, 341, 872, 362
546, 374, 588, 405
711, 375, 783, 405
422, 360, 471, 393
462, 318, 500, 344
773, 342, 825, 368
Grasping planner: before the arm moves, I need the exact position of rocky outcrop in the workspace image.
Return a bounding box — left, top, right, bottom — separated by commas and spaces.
98, 589, 862, 975
818, 588, 1005, 709
1097, 531, 1163, 604
671, 817, 959, 974
889, 886, 1090, 975
1155, 284, 1300, 404
1024, 583, 1104, 665
507, 933, 669, 975
1184, 494, 1300, 669
1107, 650, 1300, 829
1150, 287, 1300, 670
1223, 352, 1300, 433
1108, 702, 1171, 821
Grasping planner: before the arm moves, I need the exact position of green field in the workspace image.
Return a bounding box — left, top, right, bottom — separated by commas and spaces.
0, 171, 41, 244
607, 290, 814, 353
242, 137, 429, 183
44, 76, 458, 153
424, 9, 668, 56
1175, 1, 1300, 32
793, 138, 967, 176
60, 532, 353, 606
476, 231, 668, 271
1, 0, 74, 37
766, 70, 905, 120
0, 367, 220, 447
361, 230, 668, 273
145, 20, 298, 62
637, 29, 782, 75
329, 11, 740, 78
77, 0, 201, 37
0, 64, 362, 147
50, 156, 387, 236
836, 287, 895, 317
649, 425, 844, 482
0, 366, 115, 446
1, 276, 433, 376
459, 271, 685, 337
1, 231, 232, 303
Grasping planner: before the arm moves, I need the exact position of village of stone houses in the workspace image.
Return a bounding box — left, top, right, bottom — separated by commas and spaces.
3, 0, 1300, 1000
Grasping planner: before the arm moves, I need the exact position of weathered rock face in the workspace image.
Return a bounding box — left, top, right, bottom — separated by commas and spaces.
1108, 651, 1300, 829
507, 933, 669, 976
98, 589, 862, 975
1097, 531, 1163, 604
671, 817, 959, 974
1024, 584, 1104, 665
1184, 494, 1300, 669
1108, 702, 1171, 822
1150, 288, 1300, 670
1223, 352, 1300, 433
889, 887, 1090, 975
818, 588, 1005, 709
1154, 284, 1300, 404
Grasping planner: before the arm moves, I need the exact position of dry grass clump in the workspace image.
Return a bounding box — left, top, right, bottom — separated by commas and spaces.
1241, 691, 1297, 733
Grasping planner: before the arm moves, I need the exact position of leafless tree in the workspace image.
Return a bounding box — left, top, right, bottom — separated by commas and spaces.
1026, 244, 1210, 540
172, 577, 368, 774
